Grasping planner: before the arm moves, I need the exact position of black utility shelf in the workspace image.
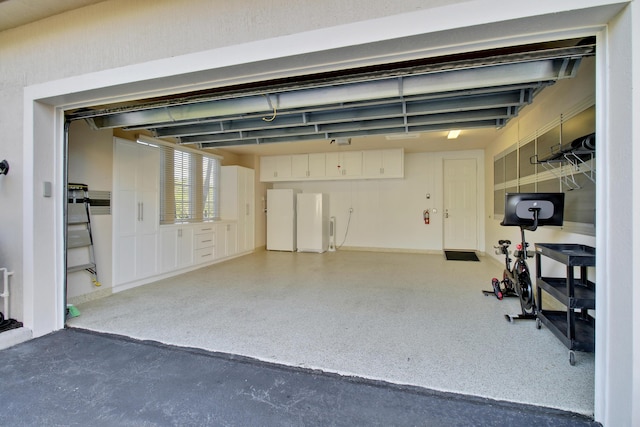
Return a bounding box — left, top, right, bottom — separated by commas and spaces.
535, 243, 596, 365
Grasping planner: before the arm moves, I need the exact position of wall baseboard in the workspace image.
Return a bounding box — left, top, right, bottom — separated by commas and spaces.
68, 286, 113, 306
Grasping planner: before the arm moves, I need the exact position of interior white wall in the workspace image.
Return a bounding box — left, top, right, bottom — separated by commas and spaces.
66, 121, 114, 300
1, 0, 636, 424
273, 151, 484, 252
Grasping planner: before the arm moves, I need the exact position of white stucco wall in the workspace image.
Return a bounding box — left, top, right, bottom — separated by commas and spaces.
1, 1, 637, 425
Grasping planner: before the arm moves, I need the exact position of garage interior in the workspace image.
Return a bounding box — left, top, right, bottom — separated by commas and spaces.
60, 37, 597, 416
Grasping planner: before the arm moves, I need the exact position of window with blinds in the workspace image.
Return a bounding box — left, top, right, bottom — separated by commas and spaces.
159, 145, 220, 224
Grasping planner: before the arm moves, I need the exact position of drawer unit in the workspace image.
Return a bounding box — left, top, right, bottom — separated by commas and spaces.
193, 224, 215, 263
194, 232, 215, 250
194, 246, 214, 264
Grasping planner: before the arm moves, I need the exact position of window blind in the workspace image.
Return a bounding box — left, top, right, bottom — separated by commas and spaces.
158, 144, 220, 224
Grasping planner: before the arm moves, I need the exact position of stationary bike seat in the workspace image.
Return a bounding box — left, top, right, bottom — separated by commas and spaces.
498, 239, 511, 246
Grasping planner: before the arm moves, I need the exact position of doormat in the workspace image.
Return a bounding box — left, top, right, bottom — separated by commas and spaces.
444, 251, 480, 262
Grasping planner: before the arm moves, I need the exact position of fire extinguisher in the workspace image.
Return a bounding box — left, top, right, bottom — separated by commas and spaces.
423, 209, 430, 224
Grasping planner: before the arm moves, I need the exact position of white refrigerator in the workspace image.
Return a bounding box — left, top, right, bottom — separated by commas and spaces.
296, 193, 330, 253
266, 189, 300, 251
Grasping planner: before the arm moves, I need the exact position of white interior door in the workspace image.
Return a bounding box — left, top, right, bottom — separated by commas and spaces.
443, 158, 478, 250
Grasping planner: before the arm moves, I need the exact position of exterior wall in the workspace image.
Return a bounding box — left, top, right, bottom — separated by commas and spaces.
601, 4, 639, 426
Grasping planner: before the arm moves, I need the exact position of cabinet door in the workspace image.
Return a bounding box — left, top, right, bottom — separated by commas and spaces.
138, 143, 160, 192
226, 223, 238, 256
215, 222, 228, 258
341, 152, 362, 177
275, 155, 292, 179
362, 149, 403, 178
260, 156, 278, 181
236, 169, 247, 252
138, 189, 158, 235
177, 227, 194, 268
136, 146, 160, 278
308, 153, 326, 178
115, 235, 137, 284
113, 138, 160, 285
362, 150, 383, 177
381, 149, 403, 177
244, 169, 255, 251
325, 152, 342, 177
291, 154, 309, 178
159, 227, 179, 273
137, 233, 158, 279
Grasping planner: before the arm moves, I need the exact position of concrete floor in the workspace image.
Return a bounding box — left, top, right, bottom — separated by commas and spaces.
0, 328, 599, 426
67, 250, 595, 416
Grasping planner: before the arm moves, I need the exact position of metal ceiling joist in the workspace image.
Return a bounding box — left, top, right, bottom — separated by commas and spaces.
155, 89, 532, 143
91, 59, 576, 130
68, 39, 594, 148
183, 108, 513, 146
197, 119, 501, 148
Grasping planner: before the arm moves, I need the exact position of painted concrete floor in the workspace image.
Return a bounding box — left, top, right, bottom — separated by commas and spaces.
68, 250, 595, 416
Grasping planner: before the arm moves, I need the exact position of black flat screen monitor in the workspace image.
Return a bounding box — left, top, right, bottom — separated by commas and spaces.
501, 192, 565, 227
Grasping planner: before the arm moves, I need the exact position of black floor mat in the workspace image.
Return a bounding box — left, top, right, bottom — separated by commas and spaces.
444, 251, 480, 261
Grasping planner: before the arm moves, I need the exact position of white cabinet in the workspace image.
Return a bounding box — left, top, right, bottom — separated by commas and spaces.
193, 224, 215, 264
260, 155, 291, 181
159, 225, 194, 273
260, 149, 401, 182
325, 151, 362, 178
221, 166, 255, 253
362, 149, 404, 178
113, 138, 160, 286
215, 221, 237, 259
291, 153, 326, 179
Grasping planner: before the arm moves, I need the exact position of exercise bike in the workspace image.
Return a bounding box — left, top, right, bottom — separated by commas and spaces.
484, 225, 537, 322
483, 193, 565, 322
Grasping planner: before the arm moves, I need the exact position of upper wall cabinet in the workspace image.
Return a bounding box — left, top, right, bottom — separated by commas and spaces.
260, 155, 292, 181
362, 149, 404, 178
325, 151, 362, 178
260, 149, 403, 182
291, 153, 326, 179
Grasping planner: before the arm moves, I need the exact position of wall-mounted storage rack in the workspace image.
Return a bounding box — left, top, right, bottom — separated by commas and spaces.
530, 133, 595, 190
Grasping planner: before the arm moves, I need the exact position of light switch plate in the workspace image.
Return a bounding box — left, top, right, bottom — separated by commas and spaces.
43, 181, 52, 197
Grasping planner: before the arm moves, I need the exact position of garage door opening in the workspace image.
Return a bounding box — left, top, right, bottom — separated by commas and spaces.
60, 36, 598, 416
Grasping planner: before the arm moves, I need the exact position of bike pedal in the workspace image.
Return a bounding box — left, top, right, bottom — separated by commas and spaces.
491, 278, 503, 300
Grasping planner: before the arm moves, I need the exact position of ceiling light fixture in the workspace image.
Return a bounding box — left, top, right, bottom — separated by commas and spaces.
385, 133, 420, 141
447, 130, 461, 139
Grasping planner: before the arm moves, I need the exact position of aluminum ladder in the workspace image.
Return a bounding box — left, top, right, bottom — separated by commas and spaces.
67, 183, 101, 287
